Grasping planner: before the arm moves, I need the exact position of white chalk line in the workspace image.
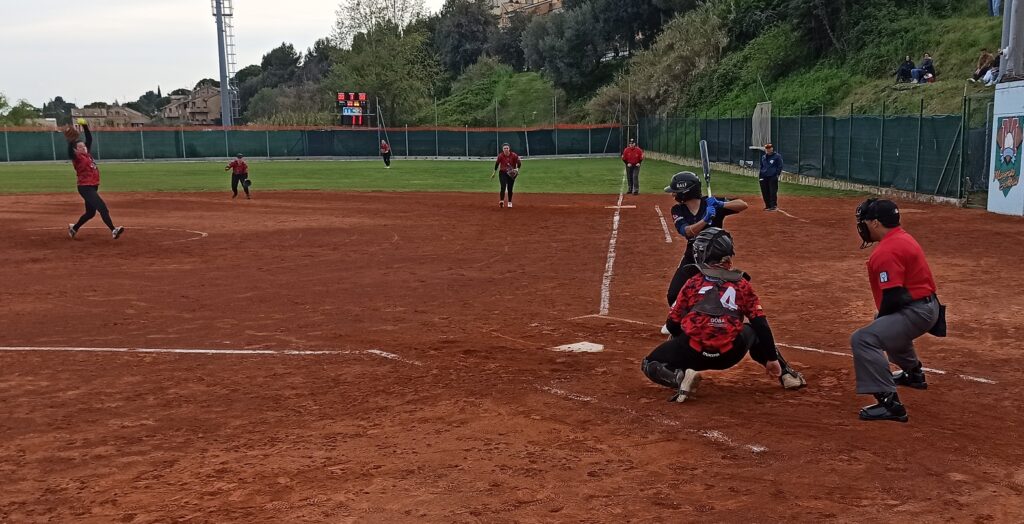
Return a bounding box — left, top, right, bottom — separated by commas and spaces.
598, 174, 627, 316
774, 209, 809, 222
564, 316, 999, 385
537, 384, 767, 454
28, 226, 209, 243
654, 205, 673, 243
0, 345, 422, 365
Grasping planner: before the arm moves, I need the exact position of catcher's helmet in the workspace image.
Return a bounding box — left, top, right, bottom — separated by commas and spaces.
664, 171, 701, 200
692, 227, 735, 266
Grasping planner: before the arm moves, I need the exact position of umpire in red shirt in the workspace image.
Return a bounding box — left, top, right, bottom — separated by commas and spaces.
621, 138, 644, 195
851, 198, 944, 422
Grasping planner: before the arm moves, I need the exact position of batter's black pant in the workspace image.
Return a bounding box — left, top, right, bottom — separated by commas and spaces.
644, 325, 774, 377
382, 152, 391, 167
73, 185, 115, 231
231, 174, 250, 197
499, 171, 516, 202
666, 250, 698, 306
626, 165, 641, 193
759, 176, 779, 209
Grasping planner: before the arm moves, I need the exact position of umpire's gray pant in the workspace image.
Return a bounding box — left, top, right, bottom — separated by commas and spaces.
626, 165, 641, 192
850, 298, 939, 394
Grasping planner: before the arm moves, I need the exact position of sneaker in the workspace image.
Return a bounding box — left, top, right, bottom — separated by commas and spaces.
968, 78, 977, 83
859, 392, 908, 422
246, 194, 251, 200
68, 224, 77, 239
670, 369, 701, 403
232, 193, 238, 199
660, 324, 671, 336
507, 202, 513, 208
892, 367, 928, 389
111, 226, 125, 240
768, 206, 778, 211
632, 191, 639, 195
499, 201, 504, 208
780, 369, 807, 389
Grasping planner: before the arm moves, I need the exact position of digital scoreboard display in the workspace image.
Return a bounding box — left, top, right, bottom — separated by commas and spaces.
337, 92, 368, 126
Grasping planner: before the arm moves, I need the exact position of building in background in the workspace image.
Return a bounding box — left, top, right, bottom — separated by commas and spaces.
71, 106, 150, 127
158, 85, 223, 125
492, 0, 563, 27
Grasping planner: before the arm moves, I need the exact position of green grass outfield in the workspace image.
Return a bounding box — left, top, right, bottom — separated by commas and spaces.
0, 158, 852, 197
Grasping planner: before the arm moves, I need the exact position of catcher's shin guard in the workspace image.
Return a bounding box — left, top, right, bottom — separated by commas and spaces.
641, 358, 682, 388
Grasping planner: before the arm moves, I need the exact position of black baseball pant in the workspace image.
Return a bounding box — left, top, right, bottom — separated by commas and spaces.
382, 152, 392, 167
644, 325, 774, 380
626, 165, 641, 193
231, 174, 250, 197
759, 176, 779, 209
73, 185, 115, 231
499, 171, 516, 202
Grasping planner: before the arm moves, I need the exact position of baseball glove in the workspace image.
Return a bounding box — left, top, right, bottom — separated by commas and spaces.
62, 126, 80, 143
242, 179, 252, 188
508, 168, 520, 179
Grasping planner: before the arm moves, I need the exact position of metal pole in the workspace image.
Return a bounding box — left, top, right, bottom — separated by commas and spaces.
213, 0, 233, 126
181, 127, 187, 159
3, 130, 9, 162
959, 96, 969, 199
847, 103, 853, 181
878, 101, 885, 187
553, 94, 558, 156
914, 98, 923, 192
224, 129, 229, 158
729, 110, 734, 164
494, 99, 499, 156
434, 97, 439, 158
51, 131, 57, 161
796, 112, 802, 176
266, 130, 270, 158
819, 105, 825, 178
1002, 0, 1013, 52
140, 130, 146, 160
405, 124, 409, 157
588, 127, 592, 155
466, 125, 469, 157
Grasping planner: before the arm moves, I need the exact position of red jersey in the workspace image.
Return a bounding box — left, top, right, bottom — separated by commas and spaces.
621, 145, 644, 164
228, 159, 248, 175
867, 227, 936, 309
380, 142, 391, 154
669, 273, 765, 354
72, 151, 100, 186
495, 151, 521, 172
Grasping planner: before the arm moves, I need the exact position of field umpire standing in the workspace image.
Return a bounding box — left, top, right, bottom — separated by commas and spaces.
621, 138, 644, 195
759, 143, 782, 211
851, 198, 945, 422
492, 143, 522, 208
63, 121, 125, 240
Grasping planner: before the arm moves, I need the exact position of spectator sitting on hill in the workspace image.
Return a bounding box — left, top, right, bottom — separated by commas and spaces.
969, 48, 994, 82
895, 56, 915, 83
983, 49, 1003, 86
911, 53, 936, 84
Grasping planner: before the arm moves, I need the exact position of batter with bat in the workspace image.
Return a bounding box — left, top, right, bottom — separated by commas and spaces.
63, 120, 125, 240
642, 228, 800, 401
491, 143, 522, 208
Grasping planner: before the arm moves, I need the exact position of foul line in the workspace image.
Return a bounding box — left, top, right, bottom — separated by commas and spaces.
28, 226, 209, 243
774, 209, 808, 222
0, 346, 421, 365
654, 205, 673, 243
599, 174, 627, 315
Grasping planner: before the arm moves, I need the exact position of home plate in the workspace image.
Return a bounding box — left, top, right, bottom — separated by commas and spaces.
551, 341, 604, 353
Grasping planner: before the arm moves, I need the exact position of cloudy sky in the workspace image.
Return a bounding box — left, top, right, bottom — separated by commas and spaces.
0, 0, 447, 108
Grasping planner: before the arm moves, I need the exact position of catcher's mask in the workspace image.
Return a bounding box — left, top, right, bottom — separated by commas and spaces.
692, 227, 735, 267
855, 198, 899, 247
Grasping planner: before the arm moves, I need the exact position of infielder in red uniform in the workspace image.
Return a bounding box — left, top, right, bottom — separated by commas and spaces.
491, 143, 522, 208
380, 140, 392, 168
851, 198, 944, 422
641, 228, 804, 401
63, 123, 125, 240
621, 138, 644, 195
225, 154, 251, 199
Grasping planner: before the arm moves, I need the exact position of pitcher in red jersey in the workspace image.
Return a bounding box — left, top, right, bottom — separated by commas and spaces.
63, 123, 124, 239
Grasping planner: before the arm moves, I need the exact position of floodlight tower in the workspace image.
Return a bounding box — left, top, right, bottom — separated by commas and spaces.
212, 0, 240, 126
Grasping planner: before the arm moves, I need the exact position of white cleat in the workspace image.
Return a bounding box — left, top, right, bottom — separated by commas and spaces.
68, 224, 77, 239
111, 226, 125, 239
507, 202, 513, 208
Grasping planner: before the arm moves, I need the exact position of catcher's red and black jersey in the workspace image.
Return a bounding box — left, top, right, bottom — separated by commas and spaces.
669, 273, 765, 354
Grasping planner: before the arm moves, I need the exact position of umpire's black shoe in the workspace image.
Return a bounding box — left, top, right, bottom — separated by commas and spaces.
893, 367, 928, 389
859, 392, 908, 422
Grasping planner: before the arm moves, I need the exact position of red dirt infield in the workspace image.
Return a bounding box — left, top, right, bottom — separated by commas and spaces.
1, 191, 1023, 522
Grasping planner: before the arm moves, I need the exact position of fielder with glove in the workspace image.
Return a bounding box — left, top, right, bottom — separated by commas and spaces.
492, 143, 522, 208
225, 153, 252, 199
642, 228, 805, 402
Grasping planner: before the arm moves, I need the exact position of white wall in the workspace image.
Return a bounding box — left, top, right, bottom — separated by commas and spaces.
988, 80, 1024, 215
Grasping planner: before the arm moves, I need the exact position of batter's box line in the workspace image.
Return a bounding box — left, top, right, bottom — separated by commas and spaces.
567, 314, 998, 385
537, 384, 769, 455
0, 346, 422, 365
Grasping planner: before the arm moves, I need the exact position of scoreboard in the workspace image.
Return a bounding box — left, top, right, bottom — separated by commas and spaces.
337, 92, 368, 126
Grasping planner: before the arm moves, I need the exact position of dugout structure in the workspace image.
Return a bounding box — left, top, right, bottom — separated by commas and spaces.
0, 124, 623, 161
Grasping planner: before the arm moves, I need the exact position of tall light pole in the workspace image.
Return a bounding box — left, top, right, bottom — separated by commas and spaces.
213, 0, 235, 126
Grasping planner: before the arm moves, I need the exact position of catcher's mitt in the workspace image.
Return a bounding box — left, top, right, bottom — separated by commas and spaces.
62, 126, 80, 143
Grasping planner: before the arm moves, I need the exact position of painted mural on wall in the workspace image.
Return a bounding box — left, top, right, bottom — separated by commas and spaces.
994, 116, 1023, 196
